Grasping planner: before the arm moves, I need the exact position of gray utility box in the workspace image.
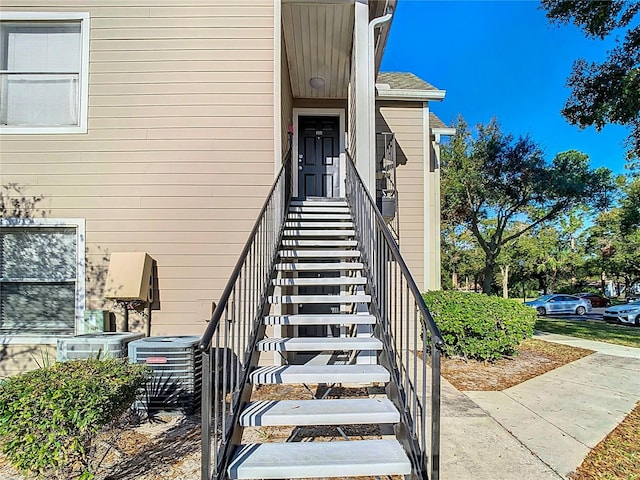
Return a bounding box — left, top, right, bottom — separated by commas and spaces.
57, 332, 144, 362
128, 336, 202, 415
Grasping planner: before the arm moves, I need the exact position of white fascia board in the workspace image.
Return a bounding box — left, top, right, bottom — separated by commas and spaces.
376, 85, 446, 102
432, 127, 456, 136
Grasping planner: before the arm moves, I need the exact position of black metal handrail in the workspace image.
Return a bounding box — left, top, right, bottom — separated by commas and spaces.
345, 152, 444, 480
199, 149, 292, 480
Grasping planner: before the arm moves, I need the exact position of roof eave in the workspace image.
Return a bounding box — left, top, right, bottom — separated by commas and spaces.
375, 86, 447, 102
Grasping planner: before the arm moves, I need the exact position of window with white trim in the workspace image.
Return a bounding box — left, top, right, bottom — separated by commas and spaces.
0, 12, 90, 134
0, 219, 85, 337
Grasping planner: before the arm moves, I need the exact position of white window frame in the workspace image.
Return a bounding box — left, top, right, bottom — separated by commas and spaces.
0, 218, 85, 345
0, 11, 90, 135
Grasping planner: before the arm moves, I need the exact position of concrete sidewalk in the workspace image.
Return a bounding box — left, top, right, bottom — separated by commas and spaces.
440, 334, 640, 479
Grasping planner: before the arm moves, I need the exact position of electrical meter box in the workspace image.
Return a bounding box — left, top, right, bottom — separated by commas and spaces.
104, 252, 153, 302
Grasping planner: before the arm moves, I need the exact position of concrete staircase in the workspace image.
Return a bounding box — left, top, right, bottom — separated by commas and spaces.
226, 198, 411, 479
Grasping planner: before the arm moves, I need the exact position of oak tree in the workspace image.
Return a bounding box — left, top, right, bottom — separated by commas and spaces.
541, 0, 640, 160
441, 117, 613, 294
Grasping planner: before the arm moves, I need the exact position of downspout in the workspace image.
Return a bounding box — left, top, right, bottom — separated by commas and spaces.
368, 9, 393, 194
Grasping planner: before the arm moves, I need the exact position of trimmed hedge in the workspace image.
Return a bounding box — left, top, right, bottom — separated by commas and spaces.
422, 291, 536, 361
0, 358, 149, 479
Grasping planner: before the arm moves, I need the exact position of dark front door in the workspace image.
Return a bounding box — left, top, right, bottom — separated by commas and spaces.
298, 116, 340, 198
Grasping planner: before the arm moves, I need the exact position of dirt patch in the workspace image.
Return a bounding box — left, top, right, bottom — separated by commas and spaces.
440, 338, 594, 391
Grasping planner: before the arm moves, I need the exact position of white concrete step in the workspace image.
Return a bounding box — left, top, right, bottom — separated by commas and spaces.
239, 398, 399, 426
256, 337, 382, 352
289, 202, 350, 213
285, 221, 354, 228
290, 199, 348, 207
227, 439, 411, 479
268, 294, 371, 304
250, 365, 389, 384
272, 277, 367, 286
287, 213, 352, 220
278, 249, 360, 258
263, 314, 376, 325
283, 229, 355, 237
288, 206, 351, 215
281, 239, 358, 247
274, 262, 363, 271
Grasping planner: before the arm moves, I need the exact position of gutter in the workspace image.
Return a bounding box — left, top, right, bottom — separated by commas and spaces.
368, 9, 394, 191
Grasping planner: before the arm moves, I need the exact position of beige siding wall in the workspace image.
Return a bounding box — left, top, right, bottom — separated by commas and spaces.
0, 1, 276, 346
280, 32, 293, 155
0, 345, 56, 379
376, 103, 425, 288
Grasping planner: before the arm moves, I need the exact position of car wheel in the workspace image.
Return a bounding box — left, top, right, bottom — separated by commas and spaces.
576, 306, 586, 315
635, 315, 640, 327
536, 307, 546, 316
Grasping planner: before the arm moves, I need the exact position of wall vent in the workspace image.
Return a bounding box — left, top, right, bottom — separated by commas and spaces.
128, 336, 202, 415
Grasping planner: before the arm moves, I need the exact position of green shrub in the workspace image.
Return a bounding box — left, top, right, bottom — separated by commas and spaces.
0, 358, 149, 479
422, 291, 536, 361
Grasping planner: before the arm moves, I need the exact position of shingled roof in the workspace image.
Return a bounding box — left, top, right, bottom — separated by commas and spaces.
376, 72, 439, 91
429, 112, 447, 129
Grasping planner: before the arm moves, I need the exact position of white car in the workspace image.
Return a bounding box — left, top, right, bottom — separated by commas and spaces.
603, 300, 640, 326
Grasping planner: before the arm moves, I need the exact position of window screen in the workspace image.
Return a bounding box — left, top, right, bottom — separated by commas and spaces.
0, 226, 77, 335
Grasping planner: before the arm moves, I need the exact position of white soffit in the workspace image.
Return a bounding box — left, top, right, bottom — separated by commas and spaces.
282, 2, 354, 99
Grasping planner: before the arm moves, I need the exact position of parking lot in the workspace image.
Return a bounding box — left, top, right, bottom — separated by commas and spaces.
547, 307, 606, 322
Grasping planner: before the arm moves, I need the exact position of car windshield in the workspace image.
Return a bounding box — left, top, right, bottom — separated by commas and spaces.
536, 295, 554, 302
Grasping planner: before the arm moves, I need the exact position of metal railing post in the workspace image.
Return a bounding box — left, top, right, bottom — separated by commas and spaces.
201, 348, 212, 480
431, 340, 441, 480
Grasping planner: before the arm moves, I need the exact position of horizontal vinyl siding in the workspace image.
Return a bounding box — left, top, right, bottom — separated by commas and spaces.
0, 346, 56, 379
376, 104, 425, 288
0, 1, 275, 338
281, 33, 293, 155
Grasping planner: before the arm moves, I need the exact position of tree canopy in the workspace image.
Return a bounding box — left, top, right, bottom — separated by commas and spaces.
441, 117, 613, 294
541, 0, 640, 160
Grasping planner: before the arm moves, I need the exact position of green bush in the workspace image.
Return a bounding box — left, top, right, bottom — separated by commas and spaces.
422, 291, 536, 361
0, 358, 149, 479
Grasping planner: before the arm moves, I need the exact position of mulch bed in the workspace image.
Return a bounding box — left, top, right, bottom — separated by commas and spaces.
0, 338, 596, 479
440, 338, 594, 391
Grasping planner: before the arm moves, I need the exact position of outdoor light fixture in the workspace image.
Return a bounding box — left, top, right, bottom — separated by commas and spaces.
309, 76, 325, 89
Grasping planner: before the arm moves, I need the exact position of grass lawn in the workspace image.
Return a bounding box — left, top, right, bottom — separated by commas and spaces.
535, 318, 640, 348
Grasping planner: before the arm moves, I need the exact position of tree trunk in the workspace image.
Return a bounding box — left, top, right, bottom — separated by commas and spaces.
452, 270, 459, 289
537, 274, 547, 295
482, 256, 495, 295
500, 264, 509, 298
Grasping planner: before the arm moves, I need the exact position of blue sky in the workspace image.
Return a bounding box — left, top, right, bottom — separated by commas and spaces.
381, 0, 631, 175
